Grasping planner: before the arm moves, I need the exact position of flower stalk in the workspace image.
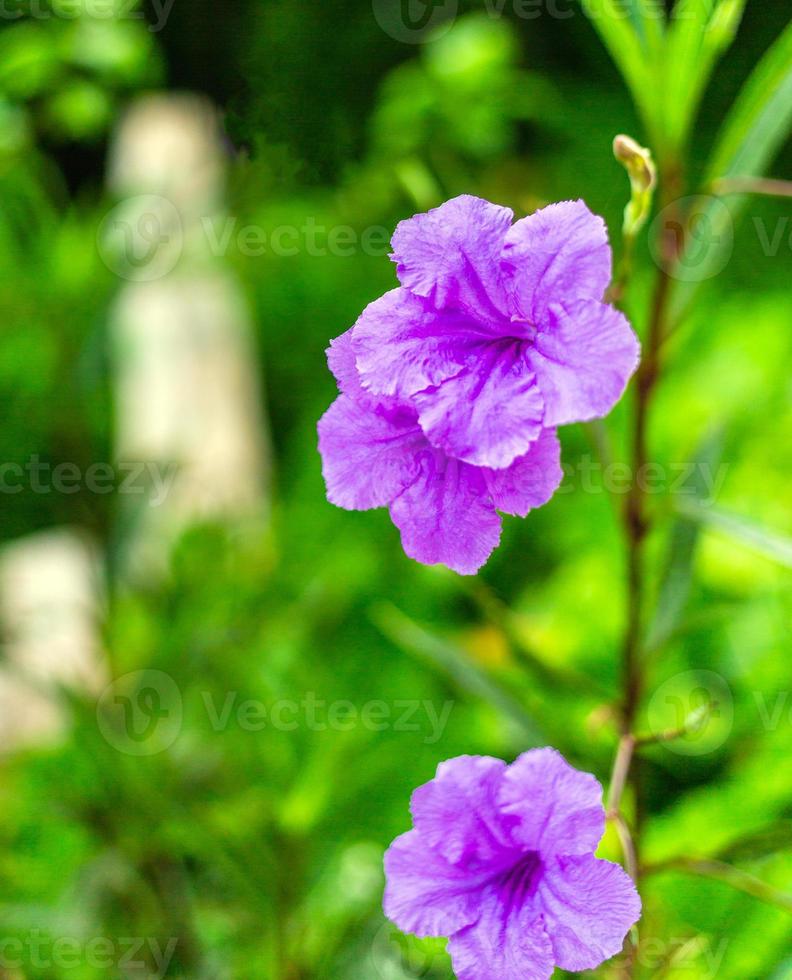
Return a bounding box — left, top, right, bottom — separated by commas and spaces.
609, 150, 683, 977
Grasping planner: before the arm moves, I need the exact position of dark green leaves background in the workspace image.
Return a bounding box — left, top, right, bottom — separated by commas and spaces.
0, 1, 791, 977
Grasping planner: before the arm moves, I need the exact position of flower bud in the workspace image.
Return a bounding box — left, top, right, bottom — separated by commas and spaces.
613, 134, 657, 238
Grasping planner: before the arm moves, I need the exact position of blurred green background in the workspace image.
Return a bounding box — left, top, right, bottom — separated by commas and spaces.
0, 1, 791, 977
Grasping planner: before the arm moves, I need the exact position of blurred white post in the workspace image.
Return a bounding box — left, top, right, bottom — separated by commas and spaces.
104, 94, 270, 575
0, 529, 105, 751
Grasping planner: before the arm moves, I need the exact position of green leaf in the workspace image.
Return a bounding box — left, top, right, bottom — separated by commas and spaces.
670, 17, 792, 321
645, 429, 723, 652
664, 0, 715, 137
632, 0, 666, 54
720, 823, 792, 863
706, 15, 792, 181
663, 0, 747, 151
370, 601, 543, 743
675, 500, 792, 569
577, 0, 659, 141
660, 859, 792, 914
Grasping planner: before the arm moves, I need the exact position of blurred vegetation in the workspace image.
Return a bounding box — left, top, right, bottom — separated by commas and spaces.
0, 1, 791, 978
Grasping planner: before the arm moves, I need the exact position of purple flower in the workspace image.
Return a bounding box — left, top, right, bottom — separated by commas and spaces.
352, 195, 639, 469
318, 194, 639, 573
318, 330, 562, 575
384, 750, 641, 979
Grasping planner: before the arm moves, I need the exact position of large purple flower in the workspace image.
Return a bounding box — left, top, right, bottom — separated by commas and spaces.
318, 330, 562, 575
352, 195, 639, 469
384, 750, 640, 979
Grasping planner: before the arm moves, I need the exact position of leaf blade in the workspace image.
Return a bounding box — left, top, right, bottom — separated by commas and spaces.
675, 500, 792, 569
707, 15, 792, 181
578, 0, 659, 140
670, 17, 792, 320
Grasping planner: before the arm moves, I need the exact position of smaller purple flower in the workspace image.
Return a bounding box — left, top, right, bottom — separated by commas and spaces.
318, 331, 562, 575
384, 749, 640, 980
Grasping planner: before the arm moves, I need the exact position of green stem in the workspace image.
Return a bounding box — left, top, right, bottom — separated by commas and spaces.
611, 162, 684, 978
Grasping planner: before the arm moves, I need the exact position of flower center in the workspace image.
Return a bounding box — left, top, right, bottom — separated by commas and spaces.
509, 314, 538, 344
497, 850, 543, 909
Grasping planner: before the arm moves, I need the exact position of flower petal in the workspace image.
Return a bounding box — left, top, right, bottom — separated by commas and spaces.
390, 194, 513, 323
352, 287, 485, 398
410, 756, 518, 871
527, 300, 640, 426
326, 328, 362, 397
414, 341, 545, 469
483, 428, 563, 517
498, 748, 605, 856
537, 855, 641, 971
501, 199, 612, 323
447, 882, 555, 980
383, 830, 486, 938
317, 395, 422, 510
389, 454, 501, 575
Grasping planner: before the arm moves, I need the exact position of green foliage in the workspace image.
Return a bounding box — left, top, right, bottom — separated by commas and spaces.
0, 0, 161, 144
0, 3, 791, 978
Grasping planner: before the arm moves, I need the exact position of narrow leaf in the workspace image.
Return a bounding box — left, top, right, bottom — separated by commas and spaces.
669, 859, 792, 914
670, 17, 792, 320
706, 15, 792, 181
645, 429, 723, 652
632, 0, 666, 54
371, 602, 543, 743
663, 0, 747, 151
675, 500, 792, 569
578, 0, 659, 140
719, 823, 792, 863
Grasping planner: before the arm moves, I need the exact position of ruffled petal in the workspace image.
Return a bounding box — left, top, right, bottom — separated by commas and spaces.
483, 428, 563, 517
326, 328, 359, 396
498, 748, 605, 856
527, 300, 640, 426
390, 195, 513, 323
537, 855, 641, 971
383, 830, 487, 939
447, 882, 555, 980
352, 287, 485, 399
414, 341, 545, 470
317, 395, 423, 510
389, 454, 501, 575
410, 756, 518, 871
501, 199, 612, 323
